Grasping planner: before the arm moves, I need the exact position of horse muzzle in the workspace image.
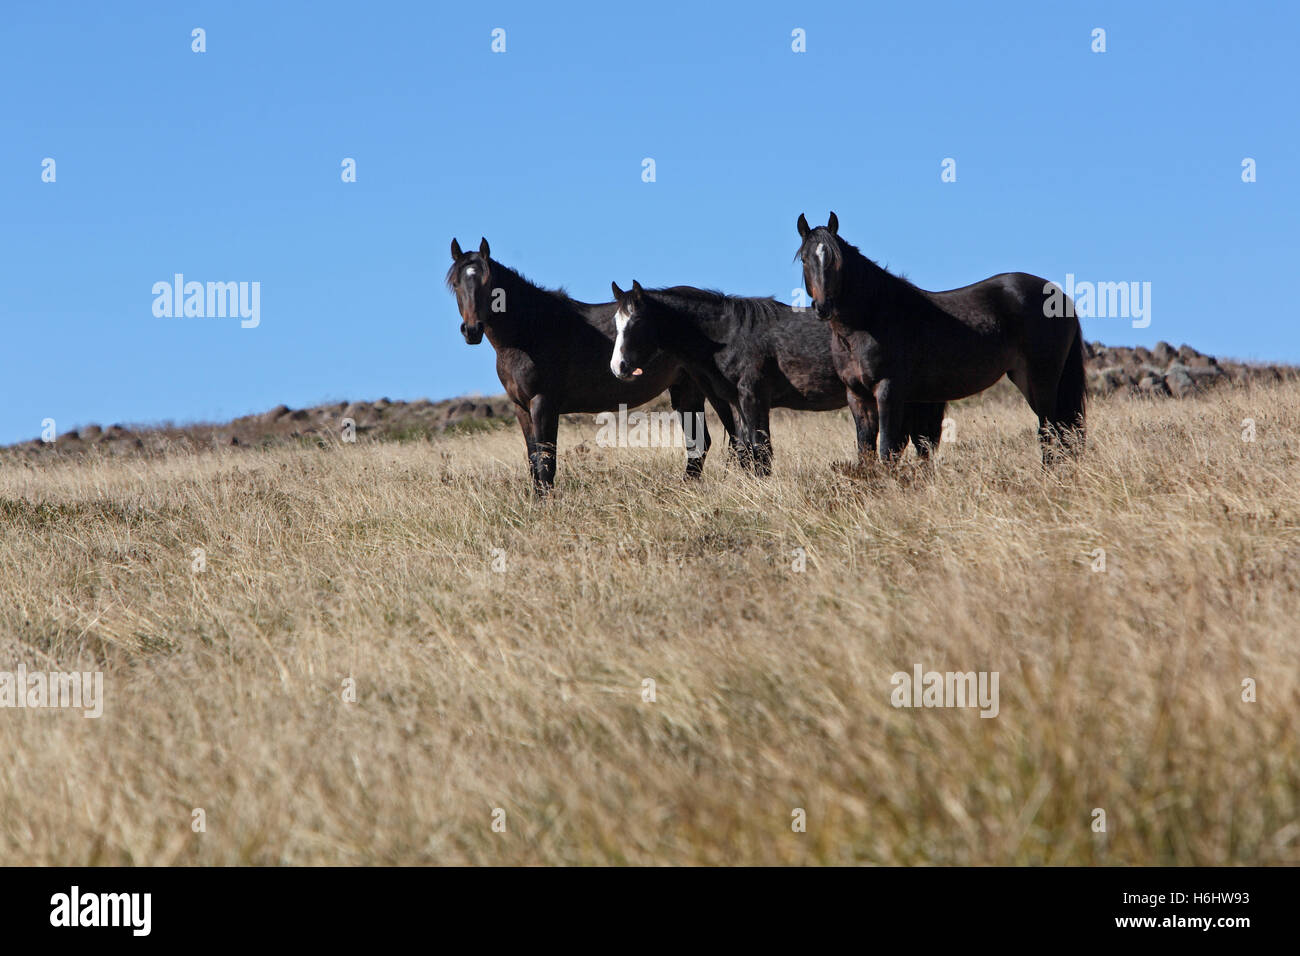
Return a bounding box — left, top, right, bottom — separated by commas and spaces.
814, 299, 834, 320
460, 322, 484, 345
612, 359, 644, 382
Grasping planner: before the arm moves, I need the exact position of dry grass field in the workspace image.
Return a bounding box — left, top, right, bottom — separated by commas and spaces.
1, 379, 1297, 865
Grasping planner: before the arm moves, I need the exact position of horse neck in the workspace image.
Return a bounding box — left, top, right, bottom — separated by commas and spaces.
649, 291, 729, 360
838, 247, 919, 328
481, 264, 575, 348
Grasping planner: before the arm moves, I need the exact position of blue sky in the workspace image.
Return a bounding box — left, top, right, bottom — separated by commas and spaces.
2, 1, 1295, 444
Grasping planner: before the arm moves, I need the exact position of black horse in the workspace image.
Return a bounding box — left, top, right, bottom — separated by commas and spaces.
795, 213, 1085, 465
446, 238, 737, 493
608, 280, 947, 475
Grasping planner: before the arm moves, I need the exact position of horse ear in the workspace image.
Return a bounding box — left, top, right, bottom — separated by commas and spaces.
611, 281, 624, 301
827, 211, 839, 235
451, 238, 463, 260
631, 279, 644, 298
797, 213, 810, 239
479, 237, 491, 260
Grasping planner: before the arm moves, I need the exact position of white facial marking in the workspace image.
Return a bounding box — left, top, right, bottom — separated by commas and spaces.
816, 243, 826, 266
610, 306, 630, 376
464, 266, 477, 277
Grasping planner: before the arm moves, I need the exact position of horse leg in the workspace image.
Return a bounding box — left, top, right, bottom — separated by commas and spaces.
1047, 328, 1087, 460
528, 394, 558, 494
738, 386, 772, 476
707, 395, 744, 465
906, 402, 947, 459
845, 387, 879, 465
1006, 367, 1050, 463
1037, 411, 1059, 466
513, 403, 538, 485
684, 408, 710, 479
1011, 364, 1071, 466
874, 379, 908, 462
735, 442, 756, 472
732, 390, 757, 473
1007, 366, 1035, 411
754, 410, 773, 476
1021, 364, 1074, 466
668, 379, 710, 479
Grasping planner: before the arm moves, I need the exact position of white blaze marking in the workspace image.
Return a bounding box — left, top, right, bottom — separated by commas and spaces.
816, 243, 826, 265
611, 306, 630, 376
464, 266, 477, 277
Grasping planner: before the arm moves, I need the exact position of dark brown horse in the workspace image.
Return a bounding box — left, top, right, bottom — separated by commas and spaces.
609, 280, 947, 474
446, 238, 737, 493
795, 213, 1085, 465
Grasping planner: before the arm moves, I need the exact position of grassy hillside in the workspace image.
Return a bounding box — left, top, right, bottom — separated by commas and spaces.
1, 381, 1297, 864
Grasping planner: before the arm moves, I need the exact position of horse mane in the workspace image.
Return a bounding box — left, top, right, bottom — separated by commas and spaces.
650, 285, 789, 325
800, 228, 927, 310
445, 256, 583, 315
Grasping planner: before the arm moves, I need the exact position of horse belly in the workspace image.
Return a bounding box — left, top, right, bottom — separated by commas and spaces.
909, 347, 1014, 402
770, 361, 847, 410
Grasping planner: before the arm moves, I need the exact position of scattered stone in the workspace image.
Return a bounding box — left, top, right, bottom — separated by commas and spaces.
1165, 364, 1196, 398
1099, 367, 1128, 392
1138, 374, 1171, 396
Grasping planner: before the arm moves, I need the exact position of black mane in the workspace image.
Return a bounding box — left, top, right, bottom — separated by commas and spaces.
649, 285, 790, 326
446, 256, 582, 312
799, 228, 927, 313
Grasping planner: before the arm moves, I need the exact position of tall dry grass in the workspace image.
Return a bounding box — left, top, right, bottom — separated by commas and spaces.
0, 381, 1297, 865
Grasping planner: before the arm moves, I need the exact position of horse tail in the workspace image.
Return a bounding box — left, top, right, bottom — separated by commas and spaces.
1053, 323, 1086, 453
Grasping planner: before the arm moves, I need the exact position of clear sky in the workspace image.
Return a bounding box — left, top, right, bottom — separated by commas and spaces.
2, 1, 1295, 444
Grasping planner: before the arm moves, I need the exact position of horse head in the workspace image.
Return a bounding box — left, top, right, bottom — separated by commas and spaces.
795, 211, 843, 320
609, 279, 656, 381
446, 237, 494, 344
